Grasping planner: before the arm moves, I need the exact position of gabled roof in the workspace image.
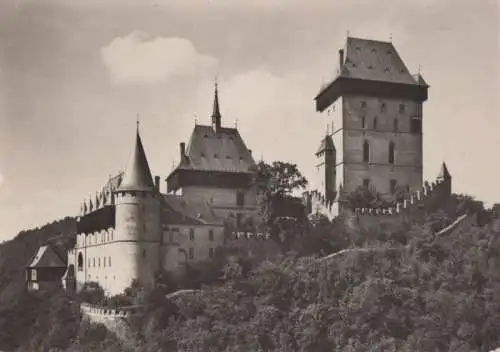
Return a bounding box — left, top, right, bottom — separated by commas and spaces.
316, 135, 335, 155
172, 125, 256, 174
339, 37, 419, 85
118, 128, 154, 192
162, 195, 223, 226
27, 245, 66, 269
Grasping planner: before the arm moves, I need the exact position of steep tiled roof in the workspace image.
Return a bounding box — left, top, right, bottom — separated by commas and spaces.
162, 195, 223, 226
175, 125, 256, 174
339, 37, 419, 85
118, 129, 154, 191
316, 135, 335, 155
27, 245, 66, 268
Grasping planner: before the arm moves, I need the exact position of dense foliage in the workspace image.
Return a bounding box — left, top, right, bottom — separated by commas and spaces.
1, 166, 499, 351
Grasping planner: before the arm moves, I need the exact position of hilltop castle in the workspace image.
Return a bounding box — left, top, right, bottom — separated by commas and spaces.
26, 36, 452, 296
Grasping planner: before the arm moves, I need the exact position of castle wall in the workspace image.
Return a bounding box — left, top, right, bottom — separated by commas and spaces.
341, 95, 423, 197
161, 224, 224, 274
72, 228, 160, 296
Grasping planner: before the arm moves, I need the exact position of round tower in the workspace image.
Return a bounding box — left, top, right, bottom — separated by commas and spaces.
112, 125, 161, 295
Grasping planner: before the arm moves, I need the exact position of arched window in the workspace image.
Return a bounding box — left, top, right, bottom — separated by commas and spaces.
389, 141, 395, 164
77, 253, 83, 271
373, 117, 378, 130
363, 140, 370, 162
393, 118, 398, 132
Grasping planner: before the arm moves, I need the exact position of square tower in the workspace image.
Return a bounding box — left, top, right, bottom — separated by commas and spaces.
315, 37, 429, 201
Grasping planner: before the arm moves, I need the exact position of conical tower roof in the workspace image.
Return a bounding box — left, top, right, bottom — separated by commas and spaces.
437, 161, 451, 180
118, 126, 154, 192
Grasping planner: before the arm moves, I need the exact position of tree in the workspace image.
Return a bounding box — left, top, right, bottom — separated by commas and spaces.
346, 185, 392, 209
250, 160, 308, 229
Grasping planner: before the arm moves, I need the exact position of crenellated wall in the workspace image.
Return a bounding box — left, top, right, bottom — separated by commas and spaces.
303, 189, 340, 221
224, 231, 280, 262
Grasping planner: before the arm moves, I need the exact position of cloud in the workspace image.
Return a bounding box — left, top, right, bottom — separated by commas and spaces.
101, 31, 217, 85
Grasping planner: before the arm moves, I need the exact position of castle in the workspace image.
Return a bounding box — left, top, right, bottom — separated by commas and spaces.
59, 84, 259, 296
26, 36, 452, 296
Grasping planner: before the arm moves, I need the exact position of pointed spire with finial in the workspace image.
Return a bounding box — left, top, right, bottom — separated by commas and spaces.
437, 161, 451, 181
118, 121, 154, 192
211, 76, 221, 132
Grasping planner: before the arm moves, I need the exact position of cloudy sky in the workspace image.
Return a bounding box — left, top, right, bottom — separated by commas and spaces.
0, 0, 498, 241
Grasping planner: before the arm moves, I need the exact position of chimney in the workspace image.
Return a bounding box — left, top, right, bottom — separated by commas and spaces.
339, 49, 344, 70
180, 142, 186, 161
248, 149, 252, 156
154, 176, 160, 191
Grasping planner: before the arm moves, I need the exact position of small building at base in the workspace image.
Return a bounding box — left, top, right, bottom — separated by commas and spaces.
26, 245, 67, 292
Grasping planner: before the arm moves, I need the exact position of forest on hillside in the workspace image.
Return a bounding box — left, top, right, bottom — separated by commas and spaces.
0, 161, 499, 351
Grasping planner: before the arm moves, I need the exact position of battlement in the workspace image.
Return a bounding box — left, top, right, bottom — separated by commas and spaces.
302, 189, 339, 221
224, 231, 272, 241
349, 176, 451, 217
80, 302, 141, 318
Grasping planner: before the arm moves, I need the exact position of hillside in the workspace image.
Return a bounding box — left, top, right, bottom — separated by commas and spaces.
0, 197, 499, 351
0, 217, 76, 304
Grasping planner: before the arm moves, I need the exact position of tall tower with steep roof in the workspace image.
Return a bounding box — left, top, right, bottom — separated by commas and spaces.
314, 36, 429, 202
113, 124, 161, 294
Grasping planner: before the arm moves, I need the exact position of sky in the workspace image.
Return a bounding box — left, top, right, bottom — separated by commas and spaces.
0, 0, 498, 241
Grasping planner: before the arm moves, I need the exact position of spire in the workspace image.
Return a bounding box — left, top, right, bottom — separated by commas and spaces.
437, 161, 451, 181
211, 78, 221, 131
118, 124, 154, 192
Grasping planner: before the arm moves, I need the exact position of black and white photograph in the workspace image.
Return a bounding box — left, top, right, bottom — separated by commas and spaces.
0, 0, 499, 351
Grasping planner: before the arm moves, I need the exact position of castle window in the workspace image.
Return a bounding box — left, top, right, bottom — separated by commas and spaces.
363, 179, 370, 189
93, 258, 95, 267
77, 253, 83, 272
361, 101, 367, 109
103, 257, 106, 267
209, 229, 214, 241
209, 248, 214, 258
98, 258, 100, 267
373, 117, 378, 130
411, 117, 422, 134
361, 116, 366, 129
189, 228, 195, 241
388, 141, 395, 164
31, 269, 37, 281
88, 259, 90, 268
108, 257, 111, 267
363, 140, 370, 162
142, 249, 146, 259
368, 64, 373, 70
380, 103, 386, 112
236, 192, 245, 206
399, 103, 406, 113
393, 118, 399, 132
188, 248, 194, 259
214, 154, 218, 159
390, 180, 397, 194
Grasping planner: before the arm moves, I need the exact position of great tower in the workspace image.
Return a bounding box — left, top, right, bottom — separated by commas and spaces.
314, 36, 429, 204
